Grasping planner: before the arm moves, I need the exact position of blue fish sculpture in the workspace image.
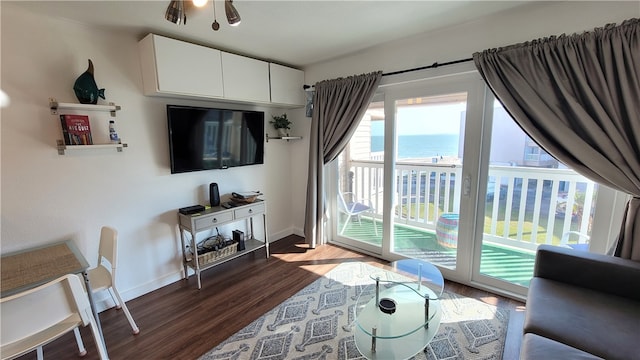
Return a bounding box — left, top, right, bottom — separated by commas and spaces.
73, 59, 105, 104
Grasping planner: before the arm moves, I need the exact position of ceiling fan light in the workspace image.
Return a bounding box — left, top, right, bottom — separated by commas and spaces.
225, 0, 241, 26
165, 0, 187, 25
193, 0, 208, 7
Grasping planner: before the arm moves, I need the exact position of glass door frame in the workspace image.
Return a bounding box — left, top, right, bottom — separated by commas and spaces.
469, 92, 630, 297
330, 65, 487, 285
328, 62, 628, 300
328, 93, 386, 257
381, 71, 487, 282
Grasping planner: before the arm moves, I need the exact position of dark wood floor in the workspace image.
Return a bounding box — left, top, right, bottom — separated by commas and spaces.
29, 235, 525, 360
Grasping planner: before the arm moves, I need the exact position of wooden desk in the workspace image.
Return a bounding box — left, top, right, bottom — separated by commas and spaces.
1, 240, 108, 355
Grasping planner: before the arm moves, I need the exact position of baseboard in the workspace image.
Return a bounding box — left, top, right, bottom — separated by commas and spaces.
97, 270, 183, 312
104, 228, 305, 313
104, 228, 304, 312
269, 227, 300, 242
292, 227, 304, 237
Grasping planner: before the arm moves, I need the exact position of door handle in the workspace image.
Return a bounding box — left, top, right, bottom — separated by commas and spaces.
463, 174, 471, 197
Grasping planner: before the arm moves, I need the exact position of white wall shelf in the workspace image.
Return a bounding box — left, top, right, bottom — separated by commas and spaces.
265, 134, 303, 142
56, 140, 128, 155
50, 98, 127, 154
50, 99, 121, 117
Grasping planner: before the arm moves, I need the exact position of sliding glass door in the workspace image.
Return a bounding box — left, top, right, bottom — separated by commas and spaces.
330, 67, 624, 298
332, 72, 485, 277
470, 100, 616, 293
333, 100, 385, 255
389, 91, 469, 271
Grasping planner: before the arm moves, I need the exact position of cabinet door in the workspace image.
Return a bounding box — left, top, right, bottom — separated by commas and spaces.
139, 34, 224, 98
221, 52, 270, 103
270, 63, 305, 107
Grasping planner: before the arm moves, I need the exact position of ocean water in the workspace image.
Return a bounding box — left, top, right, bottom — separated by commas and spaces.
371, 134, 459, 159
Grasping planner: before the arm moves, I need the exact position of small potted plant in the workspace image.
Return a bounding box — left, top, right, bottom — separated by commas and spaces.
270, 113, 292, 137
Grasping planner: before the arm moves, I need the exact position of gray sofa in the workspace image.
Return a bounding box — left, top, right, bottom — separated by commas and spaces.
520, 245, 640, 360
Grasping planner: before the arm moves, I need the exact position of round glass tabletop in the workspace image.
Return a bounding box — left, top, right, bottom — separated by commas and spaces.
354, 259, 444, 360
368, 258, 445, 299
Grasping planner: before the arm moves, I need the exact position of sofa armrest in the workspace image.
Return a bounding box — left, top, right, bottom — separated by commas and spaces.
534, 244, 640, 301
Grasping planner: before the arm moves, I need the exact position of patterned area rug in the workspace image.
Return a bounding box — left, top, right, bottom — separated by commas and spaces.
200, 262, 509, 360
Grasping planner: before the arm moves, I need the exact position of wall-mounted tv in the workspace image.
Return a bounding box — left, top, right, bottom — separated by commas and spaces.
167, 105, 264, 174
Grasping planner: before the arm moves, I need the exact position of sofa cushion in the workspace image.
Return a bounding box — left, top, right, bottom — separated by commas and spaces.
520, 333, 603, 359
524, 277, 640, 360
534, 245, 640, 300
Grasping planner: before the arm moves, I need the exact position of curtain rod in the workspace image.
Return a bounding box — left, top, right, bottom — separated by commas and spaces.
303, 57, 474, 90
381, 57, 473, 77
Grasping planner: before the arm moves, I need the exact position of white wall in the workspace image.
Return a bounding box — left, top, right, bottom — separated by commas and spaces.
0, 3, 304, 306
304, 1, 638, 82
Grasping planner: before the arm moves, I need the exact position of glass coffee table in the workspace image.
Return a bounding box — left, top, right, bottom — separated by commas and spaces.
354, 259, 444, 360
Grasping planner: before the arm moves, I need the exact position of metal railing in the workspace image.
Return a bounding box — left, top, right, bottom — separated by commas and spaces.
344, 160, 596, 252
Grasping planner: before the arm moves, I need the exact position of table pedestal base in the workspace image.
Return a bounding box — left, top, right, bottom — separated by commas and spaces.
355, 307, 442, 360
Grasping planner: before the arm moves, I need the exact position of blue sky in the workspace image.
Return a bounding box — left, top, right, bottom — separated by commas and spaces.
371, 103, 465, 136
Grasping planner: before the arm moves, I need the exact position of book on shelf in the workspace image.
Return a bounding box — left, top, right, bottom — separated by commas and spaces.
60, 114, 93, 145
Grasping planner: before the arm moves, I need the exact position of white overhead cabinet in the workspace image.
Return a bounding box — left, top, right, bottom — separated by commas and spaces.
270, 63, 305, 107
138, 34, 223, 99
220, 52, 270, 103
138, 33, 304, 107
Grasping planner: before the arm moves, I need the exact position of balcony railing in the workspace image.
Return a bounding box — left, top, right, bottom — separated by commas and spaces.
344, 160, 596, 253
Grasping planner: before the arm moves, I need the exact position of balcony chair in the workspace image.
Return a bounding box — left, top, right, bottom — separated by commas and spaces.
72, 226, 139, 350
0, 274, 108, 360
559, 231, 590, 251
338, 192, 378, 236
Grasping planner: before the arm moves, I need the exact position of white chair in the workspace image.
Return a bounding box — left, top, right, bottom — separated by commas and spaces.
71, 227, 140, 356
0, 274, 108, 360
338, 192, 378, 236
560, 230, 590, 251
84, 226, 140, 334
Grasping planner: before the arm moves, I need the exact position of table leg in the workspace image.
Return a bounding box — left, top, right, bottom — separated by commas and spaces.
424, 298, 429, 329
371, 327, 377, 353
262, 213, 270, 258
82, 270, 109, 354
179, 227, 189, 279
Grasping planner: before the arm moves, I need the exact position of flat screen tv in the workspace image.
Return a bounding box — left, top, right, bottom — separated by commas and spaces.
167, 105, 264, 174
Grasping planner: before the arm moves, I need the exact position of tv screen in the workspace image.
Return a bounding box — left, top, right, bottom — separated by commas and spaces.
167, 105, 264, 173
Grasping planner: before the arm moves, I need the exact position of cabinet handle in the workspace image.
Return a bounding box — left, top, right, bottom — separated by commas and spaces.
248, 209, 253, 213
212, 218, 217, 223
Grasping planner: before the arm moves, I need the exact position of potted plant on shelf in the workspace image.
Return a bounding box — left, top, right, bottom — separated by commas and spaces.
270, 113, 292, 137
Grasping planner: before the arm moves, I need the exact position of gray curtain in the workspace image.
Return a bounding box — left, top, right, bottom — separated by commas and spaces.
304, 71, 382, 248
473, 19, 640, 260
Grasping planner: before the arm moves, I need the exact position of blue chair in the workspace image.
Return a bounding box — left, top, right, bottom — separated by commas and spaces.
560, 231, 590, 251
338, 192, 377, 236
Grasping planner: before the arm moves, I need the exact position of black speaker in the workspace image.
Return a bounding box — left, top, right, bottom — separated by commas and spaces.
233, 230, 245, 251
209, 183, 220, 207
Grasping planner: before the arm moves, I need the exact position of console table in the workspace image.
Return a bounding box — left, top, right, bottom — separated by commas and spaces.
177, 200, 269, 289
